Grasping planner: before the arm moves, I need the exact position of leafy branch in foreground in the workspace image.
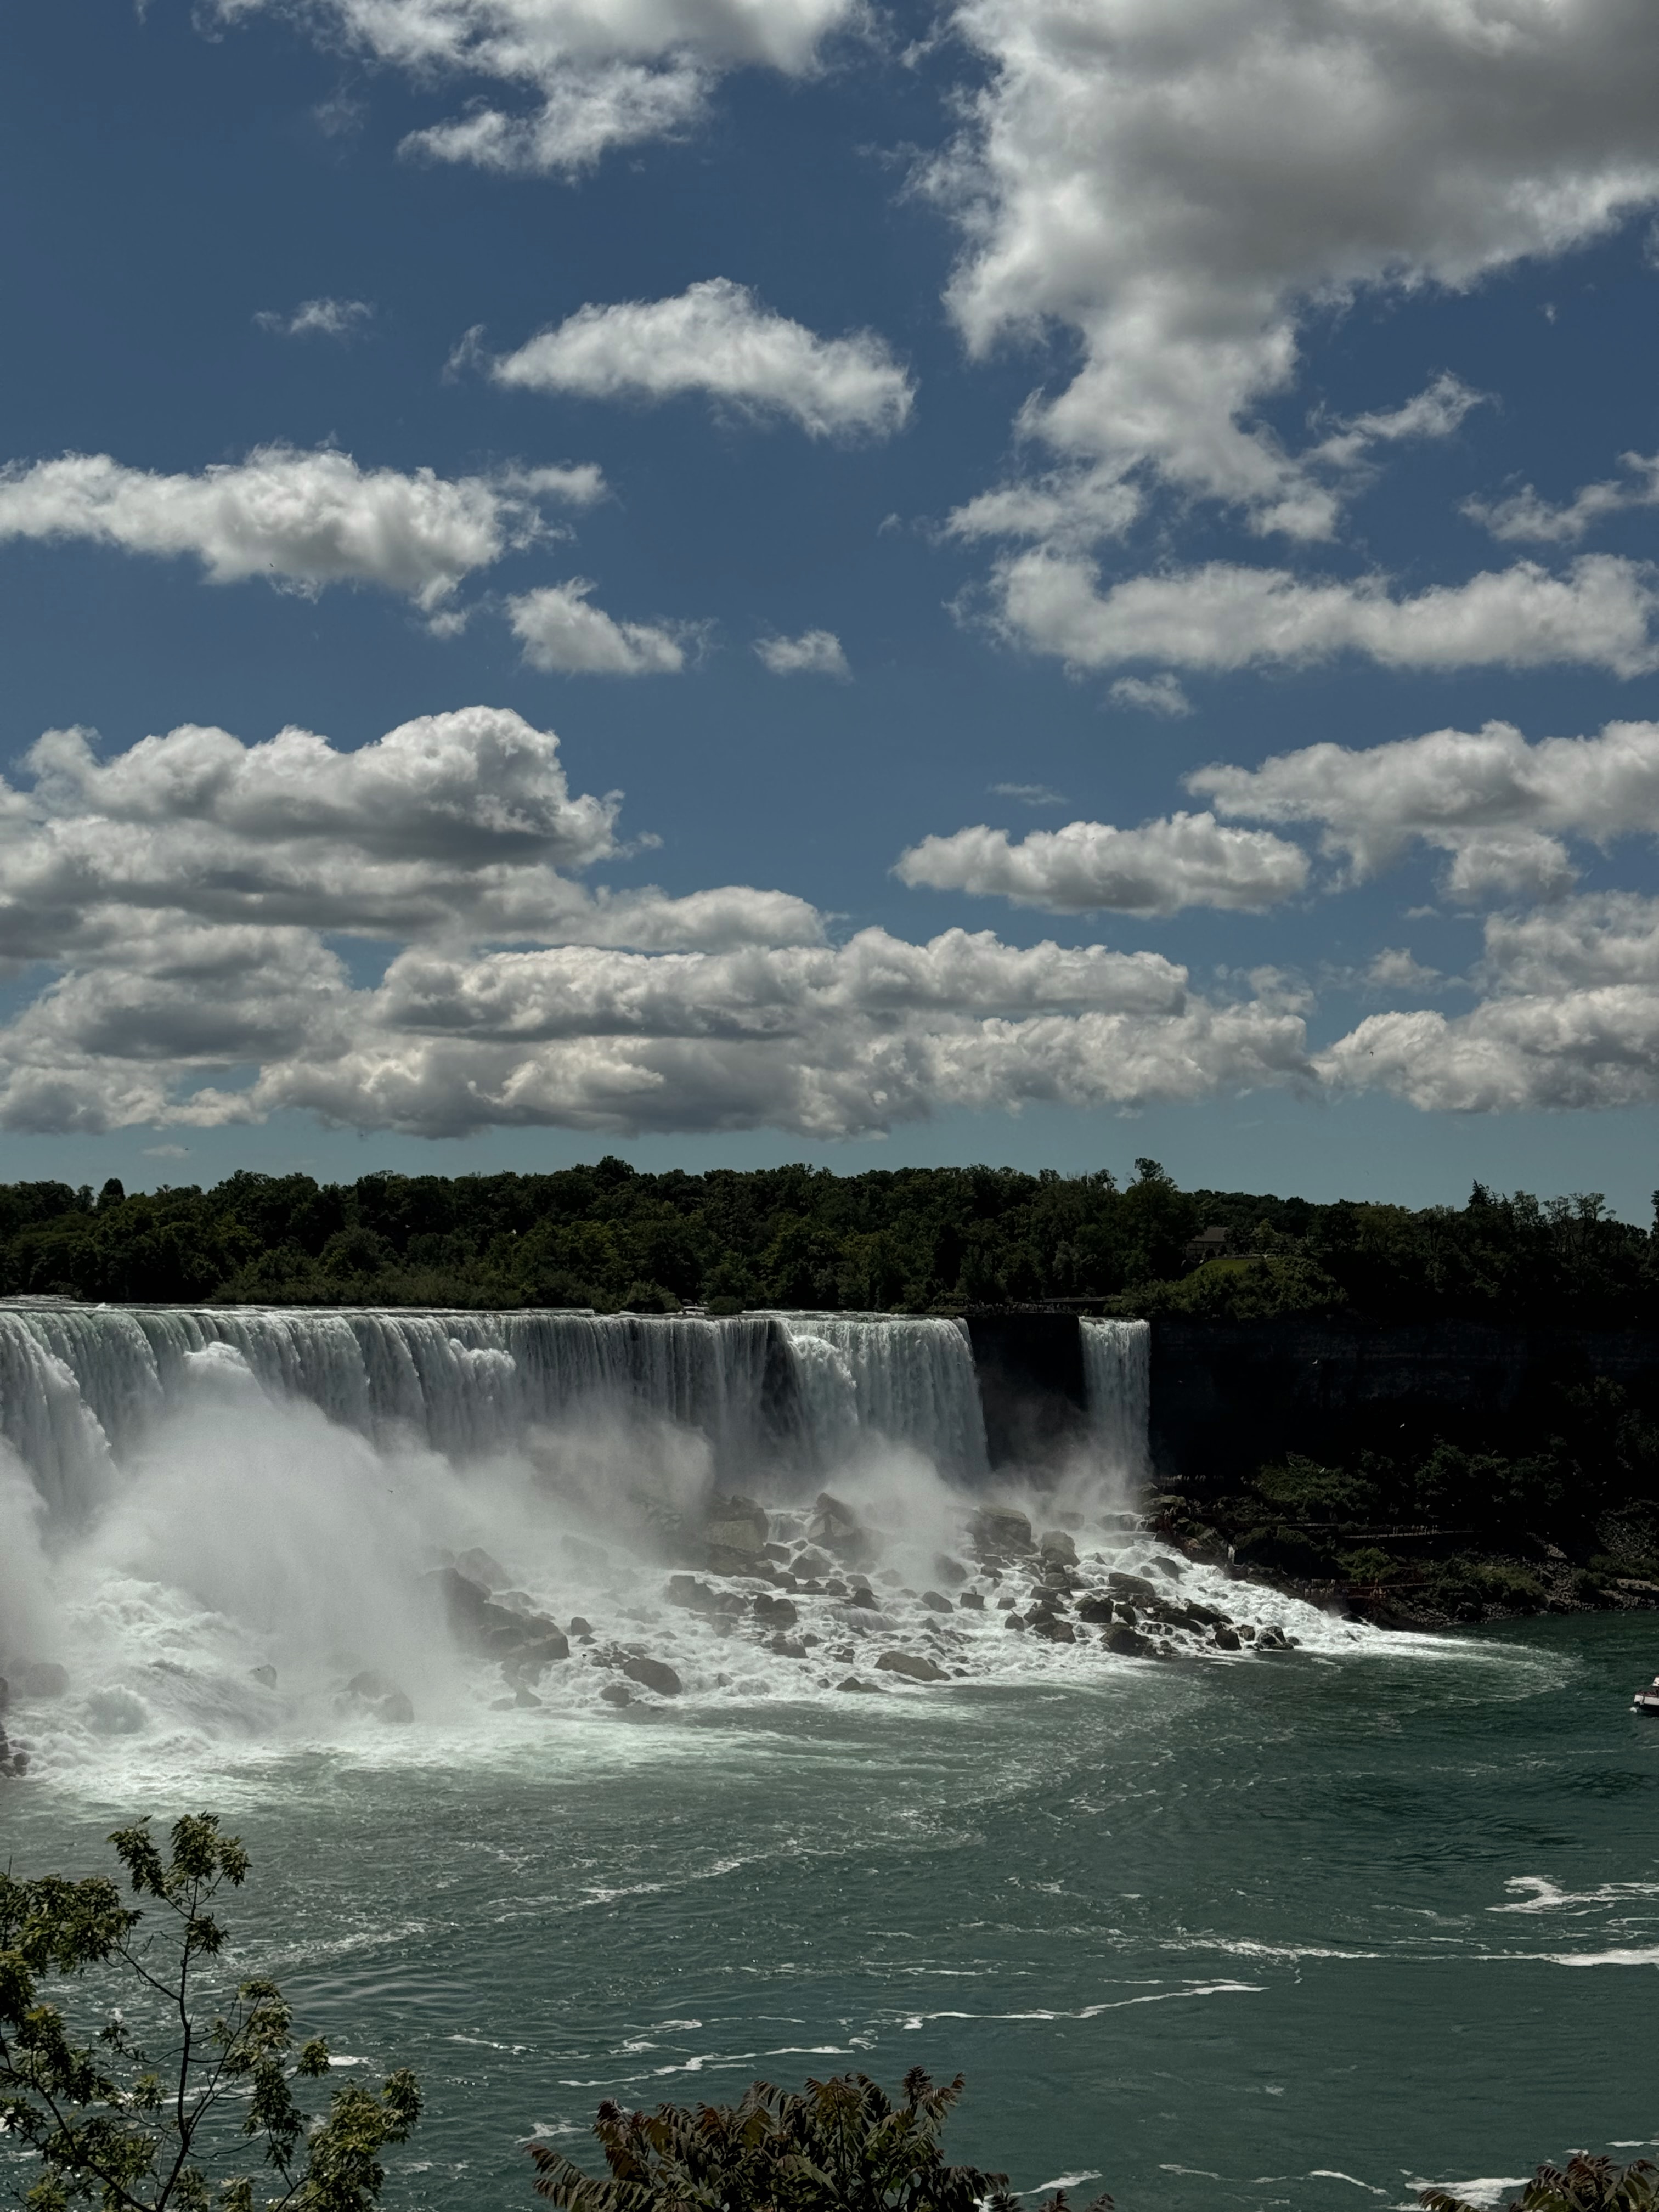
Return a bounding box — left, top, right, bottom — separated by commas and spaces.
0, 1812, 419, 2212
1424, 2152, 1658, 2212
527, 2066, 1111, 2212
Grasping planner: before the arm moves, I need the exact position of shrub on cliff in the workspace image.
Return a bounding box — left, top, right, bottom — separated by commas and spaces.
0, 1813, 420, 2212
1113, 1253, 1347, 1322
1424, 2151, 1656, 2211
528, 2068, 1108, 2212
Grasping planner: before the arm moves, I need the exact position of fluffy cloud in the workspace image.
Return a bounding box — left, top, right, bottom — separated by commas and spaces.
507, 582, 689, 674
492, 280, 912, 439
754, 629, 850, 677
1466, 453, 1659, 544
939, 0, 1659, 534
895, 812, 1308, 915
254, 297, 375, 340
1108, 674, 1191, 718
992, 553, 1659, 677
1319, 895, 1659, 1110
210, 0, 861, 172
0, 706, 1317, 1136
0, 447, 605, 609
1192, 715, 1659, 896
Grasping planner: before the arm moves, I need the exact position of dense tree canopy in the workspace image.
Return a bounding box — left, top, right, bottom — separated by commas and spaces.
0, 1161, 1654, 1320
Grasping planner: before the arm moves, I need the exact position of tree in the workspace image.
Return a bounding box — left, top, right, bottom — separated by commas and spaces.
0, 1813, 419, 2212
527, 2067, 1103, 2212
1423, 2153, 1657, 2212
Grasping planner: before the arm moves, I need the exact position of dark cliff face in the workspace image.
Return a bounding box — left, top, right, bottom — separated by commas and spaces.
966, 1314, 1090, 1469
1148, 1314, 1659, 1491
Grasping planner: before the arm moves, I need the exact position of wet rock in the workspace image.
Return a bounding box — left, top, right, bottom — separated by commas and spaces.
249, 1664, 278, 1689
1256, 1624, 1295, 1652
345, 1669, 414, 1722
1182, 1601, 1227, 1629
667, 1575, 720, 1612
968, 1505, 1034, 1556
1003, 1612, 1027, 1632
1212, 1626, 1242, 1652
1030, 1615, 1076, 1644
455, 1547, 511, 1590
847, 1586, 879, 1612
1115, 1603, 1138, 1626
1107, 1572, 1158, 1605
17, 1662, 69, 1700
507, 1634, 570, 1679
836, 1675, 877, 1692
793, 1547, 834, 1578
932, 1553, 969, 1586
958, 1590, 985, 1611
600, 1682, 632, 1707
875, 1650, 948, 1683
995, 1592, 1017, 1610
876, 1569, 904, 1587
513, 1684, 544, 1708
703, 1495, 769, 1558
753, 1594, 798, 1628
767, 1635, 808, 1658
806, 1492, 864, 1552
1238, 1623, 1257, 1641
1077, 1594, 1115, 1623
1104, 1624, 1153, 1657
569, 1616, 594, 1639
919, 1590, 953, 1612
1038, 1530, 1079, 1567
622, 1655, 683, 1697
762, 1541, 793, 1562
1149, 1556, 1183, 1577
825, 1579, 849, 1597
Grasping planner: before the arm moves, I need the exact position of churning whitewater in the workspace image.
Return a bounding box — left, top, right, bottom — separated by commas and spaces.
0, 1304, 1378, 1785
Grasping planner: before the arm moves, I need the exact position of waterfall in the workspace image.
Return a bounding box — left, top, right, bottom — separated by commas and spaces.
772, 1313, 990, 1479
1080, 1317, 1151, 1482
0, 1303, 791, 1524
0, 1300, 1004, 1523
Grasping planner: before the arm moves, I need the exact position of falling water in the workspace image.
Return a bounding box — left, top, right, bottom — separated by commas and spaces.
771, 1312, 990, 1479
1080, 1316, 1152, 1483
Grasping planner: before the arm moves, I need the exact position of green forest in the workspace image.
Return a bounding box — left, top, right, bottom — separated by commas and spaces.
0, 1156, 1652, 1322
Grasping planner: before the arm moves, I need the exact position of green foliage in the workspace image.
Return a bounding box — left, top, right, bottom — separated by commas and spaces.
527, 2068, 1105, 2212
1255, 1456, 1377, 1520
1115, 1254, 1346, 1321
1335, 1545, 1405, 1585
0, 1814, 419, 2212
1, 1162, 1653, 1320
1423, 2152, 1657, 2212
1419, 1555, 1547, 1620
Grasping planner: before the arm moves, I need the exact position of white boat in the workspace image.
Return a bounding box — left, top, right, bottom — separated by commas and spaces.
1633, 1679, 1659, 1715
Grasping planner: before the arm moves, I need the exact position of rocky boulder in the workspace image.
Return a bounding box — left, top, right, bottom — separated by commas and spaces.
667, 1575, 720, 1612
622, 1655, 683, 1697
919, 1590, 953, 1612
875, 1650, 947, 1683
1077, 1594, 1115, 1623
16, 1661, 69, 1700
1104, 1623, 1153, 1657
1030, 1615, 1076, 1644
932, 1553, 969, 1585
455, 1547, 511, 1589
1212, 1626, 1242, 1651
428, 1568, 568, 1664
1106, 1572, 1158, 1605
344, 1671, 414, 1724
1038, 1529, 1079, 1567
958, 1590, 985, 1611
968, 1505, 1033, 1557
704, 1495, 768, 1554
753, 1593, 798, 1628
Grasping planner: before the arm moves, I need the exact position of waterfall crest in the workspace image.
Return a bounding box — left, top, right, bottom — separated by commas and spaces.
772, 1313, 989, 1479
1080, 1317, 1152, 1483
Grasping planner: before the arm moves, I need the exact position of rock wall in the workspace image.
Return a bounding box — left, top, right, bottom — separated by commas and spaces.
1148, 1314, 1659, 1491
966, 1313, 1089, 1469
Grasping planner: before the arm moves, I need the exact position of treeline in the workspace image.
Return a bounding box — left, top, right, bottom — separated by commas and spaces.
0, 1157, 1655, 1320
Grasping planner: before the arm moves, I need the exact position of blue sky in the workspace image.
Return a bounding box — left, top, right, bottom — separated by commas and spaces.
7, 0, 1659, 1210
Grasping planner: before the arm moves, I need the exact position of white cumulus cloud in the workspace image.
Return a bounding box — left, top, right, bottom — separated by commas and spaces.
1191, 715, 1659, 898
0, 705, 1319, 1137
210, 0, 862, 173
896, 812, 1309, 916
992, 554, 1659, 678
254, 297, 375, 341
1319, 895, 1659, 1111
0, 446, 605, 609
1465, 453, 1659, 544
507, 582, 689, 674
754, 629, 850, 678
936, 0, 1659, 535
491, 280, 913, 439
